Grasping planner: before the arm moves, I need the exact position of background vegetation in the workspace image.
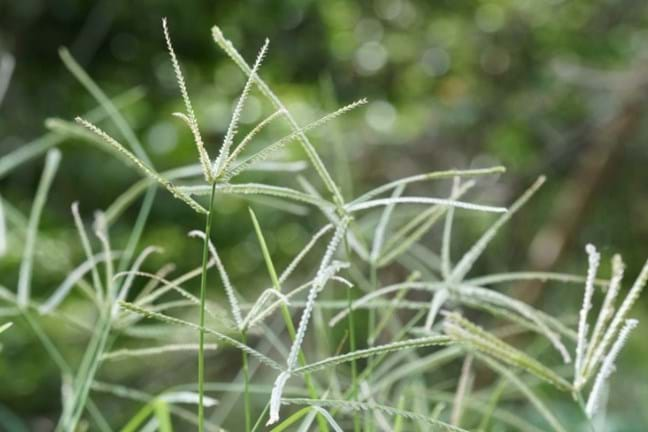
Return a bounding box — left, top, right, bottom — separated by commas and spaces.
1, 0, 647, 430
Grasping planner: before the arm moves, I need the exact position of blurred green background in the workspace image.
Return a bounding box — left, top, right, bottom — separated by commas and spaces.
1, 0, 648, 430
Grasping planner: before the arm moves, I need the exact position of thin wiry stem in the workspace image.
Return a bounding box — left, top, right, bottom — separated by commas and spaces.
198, 182, 217, 432
242, 331, 252, 432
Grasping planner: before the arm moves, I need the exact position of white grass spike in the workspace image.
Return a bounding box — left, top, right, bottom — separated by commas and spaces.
213, 38, 270, 177
583, 254, 625, 376
575, 244, 600, 387
267, 217, 349, 424
586, 258, 648, 378
585, 319, 638, 417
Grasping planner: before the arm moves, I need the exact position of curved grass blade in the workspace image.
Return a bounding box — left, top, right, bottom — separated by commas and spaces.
17, 149, 61, 307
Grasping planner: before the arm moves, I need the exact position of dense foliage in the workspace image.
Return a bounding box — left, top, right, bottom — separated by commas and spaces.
1, 1, 648, 430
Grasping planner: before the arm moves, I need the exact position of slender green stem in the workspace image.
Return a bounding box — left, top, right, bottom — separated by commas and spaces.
365, 263, 378, 432
347, 286, 361, 432
343, 236, 361, 432
241, 331, 251, 432
198, 182, 217, 432
251, 401, 270, 432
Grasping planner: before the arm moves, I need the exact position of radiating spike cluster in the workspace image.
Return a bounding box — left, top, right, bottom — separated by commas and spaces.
583, 257, 648, 383
162, 18, 212, 182
18, 19, 643, 431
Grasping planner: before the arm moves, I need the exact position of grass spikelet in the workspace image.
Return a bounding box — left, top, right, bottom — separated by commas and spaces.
444, 313, 572, 391
180, 183, 335, 209
102, 344, 218, 361
279, 224, 334, 284
279, 399, 470, 432
119, 301, 283, 371
268, 217, 349, 424
75, 117, 207, 214
212, 26, 347, 205
214, 38, 270, 177
585, 319, 638, 417
162, 18, 212, 182
583, 254, 624, 375
585, 258, 648, 380
225, 109, 285, 165
293, 335, 450, 375
223, 99, 367, 181
574, 243, 600, 387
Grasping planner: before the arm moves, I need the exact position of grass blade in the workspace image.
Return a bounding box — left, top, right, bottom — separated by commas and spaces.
17, 149, 61, 306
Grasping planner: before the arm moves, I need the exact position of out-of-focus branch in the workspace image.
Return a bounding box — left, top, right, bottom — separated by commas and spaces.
0, 52, 15, 107
517, 65, 648, 301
